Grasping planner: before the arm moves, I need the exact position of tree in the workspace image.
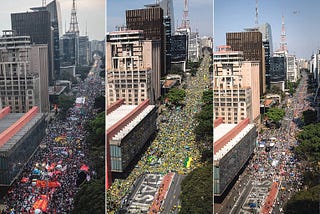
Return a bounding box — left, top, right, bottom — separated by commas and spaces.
58, 94, 75, 119
94, 96, 105, 113
195, 90, 213, 161
302, 109, 317, 125
265, 107, 285, 125
296, 123, 320, 164
73, 112, 105, 213
166, 88, 186, 106
72, 177, 105, 214
284, 184, 320, 214
179, 164, 213, 214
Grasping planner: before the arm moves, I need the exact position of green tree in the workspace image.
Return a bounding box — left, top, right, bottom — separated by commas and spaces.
284, 184, 320, 214
73, 112, 105, 213
94, 96, 105, 113
72, 177, 105, 214
166, 88, 186, 106
296, 123, 320, 163
303, 109, 317, 125
76, 65, 91, 81
179, 164, 213, 214
265, 107, 285, 124
58, 94, 75, 119
195, 90, 213, 161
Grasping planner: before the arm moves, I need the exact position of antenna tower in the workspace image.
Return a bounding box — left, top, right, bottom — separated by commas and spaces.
280, 15, 287, 52
68, 0, 80, 34
42, 0, 46, 7
181, 0, 190, 29
255, 0, 259, 27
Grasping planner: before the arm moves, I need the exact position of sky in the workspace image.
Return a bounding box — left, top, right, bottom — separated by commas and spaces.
106, 0, 213, 37
215, 0, 320, 59
0, 0, 105, 40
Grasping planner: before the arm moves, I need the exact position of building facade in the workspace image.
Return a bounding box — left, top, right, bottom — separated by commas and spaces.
0, 107, 45, 186
171, 34, 188, 62
126, 6, 166, 76
11, 10, 54, 85
46, 0, 62, 80
79, 36, 90, 66
226, 31, 266, 95
214, 46, 260, 123
106, 29, 161, 106
0, 31, 49, 113
214, 118, 257, 197
259, 23, 273, 90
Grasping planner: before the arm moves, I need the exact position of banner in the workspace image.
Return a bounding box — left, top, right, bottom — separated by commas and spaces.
36, 180, 61, 188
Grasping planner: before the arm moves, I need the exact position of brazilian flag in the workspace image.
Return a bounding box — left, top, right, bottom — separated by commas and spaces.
183, 157, 192, 169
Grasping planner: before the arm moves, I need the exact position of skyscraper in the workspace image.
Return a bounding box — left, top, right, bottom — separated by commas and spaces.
46, 0, 62, 81
79, 36, 90, 66
11, 10, 54, 85
259, 23, 273, 89
226, 31, 265, 95
126, 6, 166, 76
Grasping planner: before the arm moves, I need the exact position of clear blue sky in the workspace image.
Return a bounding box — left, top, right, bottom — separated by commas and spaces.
107, 0, 213, 37
215, 0, 320, 59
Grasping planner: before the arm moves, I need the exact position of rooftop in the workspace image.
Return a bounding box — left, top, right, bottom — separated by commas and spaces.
0, 112, 44, 153
107, 103, 155, 143
214, 123, 255, 161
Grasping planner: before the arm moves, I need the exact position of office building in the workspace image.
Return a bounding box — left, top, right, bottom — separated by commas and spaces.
270, 54, 286, 91
106, 29, 161, 106
214, 118, 257, 197
11, 10, 54, 85
286, 54, 298, 83
60, 33, 78, 67
171, 34, 188, 62
106, 99, 157, 189
126, 6, 166, 76
0, 30, 49, 113
214, 46, 260, 123
188, 31, 200, 62
259, 23, 273, 89
79, 36, 90, 66
46, 0, 62, 80
226, 31, 266, 95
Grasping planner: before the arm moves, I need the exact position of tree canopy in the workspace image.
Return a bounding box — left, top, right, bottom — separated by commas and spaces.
284, 184, 320, 214
72, 112, 105, 213
194, 90, 213, 162
296, 123, 320, 163
179, 164, 213, 214
265, 107, 285, 124
58, 94, 75, 119
166, 88, 186, 106
302, 109, 317, 125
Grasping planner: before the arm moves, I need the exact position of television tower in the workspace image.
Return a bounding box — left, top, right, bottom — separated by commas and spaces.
280, 15, 287, 52
181, 0, 190, 29
255, 0, 259, 27
68, 0, 80, 34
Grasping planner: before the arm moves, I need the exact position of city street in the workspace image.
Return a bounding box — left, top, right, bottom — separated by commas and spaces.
108, 53, 212, 213
1, 58, 104, 213
216, 71, 310, 214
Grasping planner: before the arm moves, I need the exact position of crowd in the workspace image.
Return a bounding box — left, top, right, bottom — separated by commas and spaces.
107, 55, 212, 212
1, 62, 103, 214
248, 72, 309, 213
